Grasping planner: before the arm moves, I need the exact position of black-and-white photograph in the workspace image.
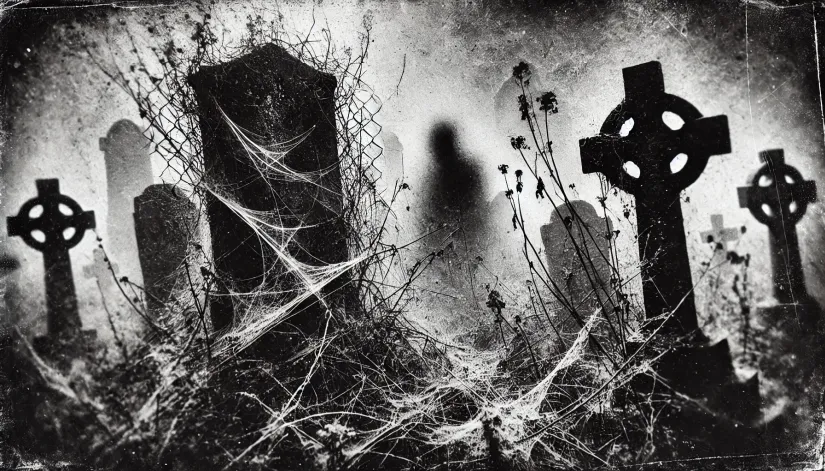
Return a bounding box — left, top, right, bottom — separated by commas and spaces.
0, 0, 824, 469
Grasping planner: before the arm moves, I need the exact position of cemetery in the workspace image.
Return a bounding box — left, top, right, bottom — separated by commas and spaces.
0, 1, 824, 470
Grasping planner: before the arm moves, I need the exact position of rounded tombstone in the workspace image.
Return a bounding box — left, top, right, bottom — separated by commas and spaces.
133, 184, 199, 316
100, 120, 153, 277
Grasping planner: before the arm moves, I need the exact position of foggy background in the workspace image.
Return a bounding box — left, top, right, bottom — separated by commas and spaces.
1, 0, 823, 352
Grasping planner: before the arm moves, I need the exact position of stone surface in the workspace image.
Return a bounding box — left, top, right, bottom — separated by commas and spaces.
134, 184, 200, 316
579, 61, 731, 334
83, 248, 117, 293
100, 120, 153, 278
189, 44, 346, 332
540, 200, 614, 343
6, 179, 96, 364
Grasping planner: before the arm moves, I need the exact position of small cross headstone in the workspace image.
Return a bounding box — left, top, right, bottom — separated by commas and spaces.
579, 61, 731, 334
540, 201, 614, 341
189, 44, 346, 332
100, 120, 153, 274
6, 179, 97, 363
738, 149, 817, 307
83, 247, 117, 292
134, 184, 199, 316
700, 214, 740, 253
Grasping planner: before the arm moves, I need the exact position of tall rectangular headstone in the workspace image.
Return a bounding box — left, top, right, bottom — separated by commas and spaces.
541, 201, 614, 343
100, 120, 154, 282
189, 44, 346, 331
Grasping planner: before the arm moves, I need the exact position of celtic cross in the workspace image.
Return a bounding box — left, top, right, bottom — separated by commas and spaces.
738, 149, 816, 305
579, 61, 731, 334
7, 179, 96, 345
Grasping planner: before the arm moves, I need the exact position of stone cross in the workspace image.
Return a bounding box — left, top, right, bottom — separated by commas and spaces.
700, 214, 740, 252
541, 201, 614, 342
7, 179, 95, 356
189, 44, 346, 332
134, 184, 199, 316
579, 61, 731, 334
738, 149, 817, 305
83, 247, 117, 292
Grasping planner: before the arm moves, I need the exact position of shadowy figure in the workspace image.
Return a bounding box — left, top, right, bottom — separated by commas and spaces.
425, 122, 485, 236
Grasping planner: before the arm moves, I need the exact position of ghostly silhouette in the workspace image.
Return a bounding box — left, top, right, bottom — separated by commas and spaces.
425, 122, 485, 235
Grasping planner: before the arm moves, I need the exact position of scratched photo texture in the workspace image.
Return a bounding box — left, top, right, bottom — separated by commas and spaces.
1, 0, 824, 469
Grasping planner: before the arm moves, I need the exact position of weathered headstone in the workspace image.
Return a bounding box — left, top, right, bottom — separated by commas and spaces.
485, 191, 523, 264
738, 149, 823, 450
580, 63, 764, 448
380, 130, 404, 183
579, 61, 731, 334
6, 179, 97, 363
134, 184, 199, 316
700, 214, 740, 253
189, 44, 346, 332
540, 201, 614, 340
83, 247, 117, 292
493, 60, 545, 138
101, 120, 153, 275
738, 149, 817, 308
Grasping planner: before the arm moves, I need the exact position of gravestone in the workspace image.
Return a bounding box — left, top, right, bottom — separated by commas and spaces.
134, 184, 199, 316
83, 247, 117, 293
485, 191, 523, 264
738, 149, 822, 450
493, 60, 545, 138
700, 214, 740, 253
738, 149, 817, 310
189, 44, 346, 332
579, 62, 763, 452
540, 201, 614, 342
6, 179, 97, 364
579, 61, 731, 334
380, 130, 404, 184
101, 120, 153, 276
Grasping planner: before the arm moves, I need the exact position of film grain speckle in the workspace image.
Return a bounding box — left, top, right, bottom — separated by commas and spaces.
1, 1, 824, 469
